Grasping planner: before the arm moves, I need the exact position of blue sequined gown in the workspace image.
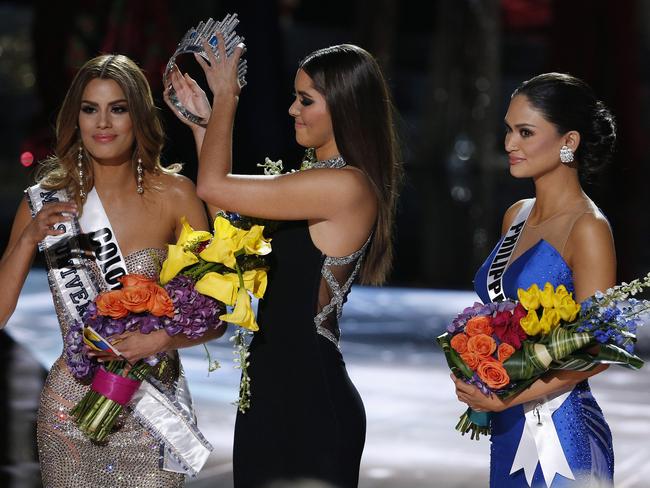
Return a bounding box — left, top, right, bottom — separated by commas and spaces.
474, 237, 614, 487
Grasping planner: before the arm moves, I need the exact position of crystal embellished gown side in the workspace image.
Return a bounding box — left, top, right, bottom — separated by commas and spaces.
37, 248, 186, 488
473, 199, 614, 488
233, 219, 368, 488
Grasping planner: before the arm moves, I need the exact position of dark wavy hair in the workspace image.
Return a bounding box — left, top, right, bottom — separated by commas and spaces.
512, 72, 616, 181
300, 44, 403, 285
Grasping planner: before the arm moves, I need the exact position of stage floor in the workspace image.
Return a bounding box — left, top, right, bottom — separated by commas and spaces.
3, 269, 649, 487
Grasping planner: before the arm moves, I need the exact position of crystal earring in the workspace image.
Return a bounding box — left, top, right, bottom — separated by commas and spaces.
136, 158, 144, 194
560, 145, 574, 164
77, 146, 87, 200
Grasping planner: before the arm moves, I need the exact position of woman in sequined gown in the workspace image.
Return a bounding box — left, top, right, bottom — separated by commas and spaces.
453, 73, 618, 487
167, 40, 402, 487
0, 55, 223, 487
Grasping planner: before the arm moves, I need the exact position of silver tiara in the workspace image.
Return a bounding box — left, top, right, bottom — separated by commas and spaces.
163, 14, 248, 127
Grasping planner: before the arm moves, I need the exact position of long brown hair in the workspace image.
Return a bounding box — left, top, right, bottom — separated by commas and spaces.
300, 45, 403, 285
37, 54, 179, 208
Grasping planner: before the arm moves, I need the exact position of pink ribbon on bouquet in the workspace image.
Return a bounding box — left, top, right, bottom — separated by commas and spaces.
91, 367, 142, 406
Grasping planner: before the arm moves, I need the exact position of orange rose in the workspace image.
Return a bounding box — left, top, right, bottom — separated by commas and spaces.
467, 333, 497, 357
450, 333, 469, 354
477, 358, 510, 390
119, 274, 157, 289
497, 342, 515, 363
460, 351, 481, 370
465, 316, 494, 337
148, 286, 175, 317
120, 286, 154, 314
96, 290, 129, 318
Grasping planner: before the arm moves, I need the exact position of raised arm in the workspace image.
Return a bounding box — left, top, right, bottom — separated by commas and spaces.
0, 197, 77, 327
164, 65, 211, 158
193, 36, 374, 224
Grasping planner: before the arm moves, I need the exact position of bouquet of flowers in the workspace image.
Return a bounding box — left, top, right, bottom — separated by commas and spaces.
66, 272, 224, 442
159, 212, 271, 411
65, 214, 271, 441
437, 275, 650, 440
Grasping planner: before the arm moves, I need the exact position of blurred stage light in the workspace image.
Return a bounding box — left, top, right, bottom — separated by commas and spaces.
20, 151, 34, 167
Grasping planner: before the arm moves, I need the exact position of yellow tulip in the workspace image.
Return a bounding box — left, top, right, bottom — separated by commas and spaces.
539, 283, 555, 309
176, 216, 212, 248
539, 307, 560, 334
160, 244, 199, 284
195, 272, 240, 305
520, 309, 542, 336
556, 294, 581, 322
518, 284, 541, 311
552, 285, 570, 308
220, 287, 259, 331
240, 225, 272, 256
554, 284, 570, 298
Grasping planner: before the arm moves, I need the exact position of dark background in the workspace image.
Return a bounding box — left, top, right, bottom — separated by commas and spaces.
1, 0, 648, 289
0, 2, 648, 486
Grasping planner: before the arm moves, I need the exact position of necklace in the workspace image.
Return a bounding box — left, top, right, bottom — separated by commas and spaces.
309, 155, 346, 169
301, 148, 347, 170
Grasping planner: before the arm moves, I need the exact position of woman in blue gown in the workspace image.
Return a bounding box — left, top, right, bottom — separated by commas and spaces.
453, 73, 618, 487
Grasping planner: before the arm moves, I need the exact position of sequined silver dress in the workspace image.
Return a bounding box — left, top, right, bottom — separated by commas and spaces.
37, 248, 185, 487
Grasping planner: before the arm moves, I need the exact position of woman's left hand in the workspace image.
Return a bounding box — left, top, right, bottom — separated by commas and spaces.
451, 373, 507, 413
89, 329, 172, 364
195, 33, 245, 100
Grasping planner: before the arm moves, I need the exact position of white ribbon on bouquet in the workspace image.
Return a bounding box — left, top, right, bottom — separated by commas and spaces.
510, 389, 575, 487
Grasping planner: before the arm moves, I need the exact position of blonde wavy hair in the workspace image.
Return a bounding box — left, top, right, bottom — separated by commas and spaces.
37, 54, 180, 208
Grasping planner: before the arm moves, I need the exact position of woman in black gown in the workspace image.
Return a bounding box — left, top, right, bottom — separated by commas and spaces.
166, 40, 402, 487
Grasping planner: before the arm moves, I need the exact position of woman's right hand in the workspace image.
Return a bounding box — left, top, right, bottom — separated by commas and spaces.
22, 202, 77, 247
163, 65, 212, 129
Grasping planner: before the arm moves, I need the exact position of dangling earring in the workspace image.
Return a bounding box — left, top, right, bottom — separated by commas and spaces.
78, 146, 87, 200
560, 145, 574, 164
136, 158, 144, 194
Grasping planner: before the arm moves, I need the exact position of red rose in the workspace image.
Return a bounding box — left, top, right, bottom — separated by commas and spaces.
492, 310, 511, 330
493, 305, 528, 349
512, 303, 528, 325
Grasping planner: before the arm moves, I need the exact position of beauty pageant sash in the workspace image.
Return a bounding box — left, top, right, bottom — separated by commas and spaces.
26, 184, 212, 476
25, 185, 98, 324
77, 188, 128, 289
486, 199, 534, 302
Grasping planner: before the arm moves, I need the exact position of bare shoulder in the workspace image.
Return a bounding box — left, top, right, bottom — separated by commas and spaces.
149, 172, 207, 230
501, 198, 533, 235
570, 209, 614, 248
340, 165, 376, 199
152, 172, 198, 199
566, 206, 615, 269
289, 164, 376, 206
566, 205, 616, 298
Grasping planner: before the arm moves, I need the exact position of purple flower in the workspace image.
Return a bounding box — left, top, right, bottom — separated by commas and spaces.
469, 373, 490, 395
163, 276, 225, 339
447, 300, 516, 333
64, 321, 97, 380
